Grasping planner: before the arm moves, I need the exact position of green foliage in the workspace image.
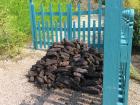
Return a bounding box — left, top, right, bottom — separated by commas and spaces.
0, 0, 72, 57
3, 0, 73, 35
0, 8, 28, 57
133, 11, 140, 46
0, 0, 29, 57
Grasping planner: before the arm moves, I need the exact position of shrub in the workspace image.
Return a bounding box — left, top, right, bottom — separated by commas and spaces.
0, 9, 28, 57
0, 0, 72, 57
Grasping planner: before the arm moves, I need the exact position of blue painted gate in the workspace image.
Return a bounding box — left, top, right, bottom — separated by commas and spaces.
29, 0, 134, 105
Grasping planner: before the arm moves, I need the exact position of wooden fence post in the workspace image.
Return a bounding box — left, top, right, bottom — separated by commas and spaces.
67, 4, 72, 41
103, 0, 123, 105
29, 0, 37, 49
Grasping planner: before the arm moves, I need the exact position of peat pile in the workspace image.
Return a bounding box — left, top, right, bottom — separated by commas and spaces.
28, 39, 103, 95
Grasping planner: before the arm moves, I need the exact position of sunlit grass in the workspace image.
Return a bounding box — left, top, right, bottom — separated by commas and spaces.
0, 0, 72, 57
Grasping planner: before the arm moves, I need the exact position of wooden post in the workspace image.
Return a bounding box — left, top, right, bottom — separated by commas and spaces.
67, 4, 72, 41
29, 0, 37, 49
103, 0, 123, 105
58, 4, 62, 41
40, 4, 46, 48
88, 0, 91, 46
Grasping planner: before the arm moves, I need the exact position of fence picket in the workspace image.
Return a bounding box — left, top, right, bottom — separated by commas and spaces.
88, 0, 91, 46
52, 23, 54, 43
73, 21, 76, 39
30, 2, 37, 49
125, 20, 127, 38
83, 21, 86, 42
98, 0, 102, 49
67, 4, 72, 41
122, 19, 125, 36
78, 4, 81, 40
69, 4, 72, 41
67, 5, 69, 40
38, 21, 42, 48
50, 4, 54, 43
93, 21, 96, 48
40, 4, 46, 48
55, 22, 58, 42
64, 22, 67, 39
58, 4, 62, 41
46, 21, 50, 47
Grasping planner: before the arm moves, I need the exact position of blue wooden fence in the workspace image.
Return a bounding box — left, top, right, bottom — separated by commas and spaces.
29, 0, 104, 49
29, 0, 134, 105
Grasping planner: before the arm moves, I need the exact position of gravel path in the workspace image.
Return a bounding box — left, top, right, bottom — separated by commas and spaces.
128, 80, 140, 105
0, 49, 139, 105
132, 52, 140, 72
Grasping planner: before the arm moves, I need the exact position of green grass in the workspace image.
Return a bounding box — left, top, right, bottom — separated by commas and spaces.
0, 0, 74, 58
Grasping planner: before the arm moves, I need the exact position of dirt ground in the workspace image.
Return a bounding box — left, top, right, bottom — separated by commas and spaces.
132, 47, 140, 72
0, 48, 140, 105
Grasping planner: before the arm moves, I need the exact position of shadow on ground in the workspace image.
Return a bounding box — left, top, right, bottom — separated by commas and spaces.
20, 89, 101, 105
132, 46, 140, 72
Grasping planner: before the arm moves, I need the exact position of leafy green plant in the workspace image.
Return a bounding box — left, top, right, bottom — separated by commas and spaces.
0, 0, 73, 57
0, 8, 28, 57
